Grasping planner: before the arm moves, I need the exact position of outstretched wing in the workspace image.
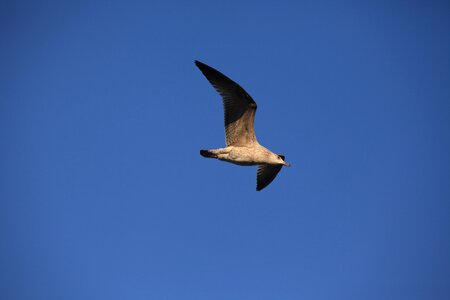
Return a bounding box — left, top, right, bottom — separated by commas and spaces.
256, 164, 283, 191
195, 60, 258, 146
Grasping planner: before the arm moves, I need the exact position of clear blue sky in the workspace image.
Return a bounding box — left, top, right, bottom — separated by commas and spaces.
1, 1, 449, 299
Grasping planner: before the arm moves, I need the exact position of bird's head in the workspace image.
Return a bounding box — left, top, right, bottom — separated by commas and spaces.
276, 154, 290, 167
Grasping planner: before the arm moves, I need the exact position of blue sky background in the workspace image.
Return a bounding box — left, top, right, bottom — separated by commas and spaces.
1, 0, 450, 299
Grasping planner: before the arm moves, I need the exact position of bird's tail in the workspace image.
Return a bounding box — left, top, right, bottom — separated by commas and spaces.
200, 150, 217, 158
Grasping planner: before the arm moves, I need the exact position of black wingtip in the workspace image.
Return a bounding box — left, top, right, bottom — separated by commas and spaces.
195, 60, 211, 73
256, 182, 264, 191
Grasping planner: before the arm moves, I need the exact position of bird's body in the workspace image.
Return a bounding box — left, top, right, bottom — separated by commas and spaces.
195, 60, 289, 191
201, 145, 281, 166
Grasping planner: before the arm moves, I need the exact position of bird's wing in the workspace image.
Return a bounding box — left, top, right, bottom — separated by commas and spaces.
256, 164, 283, 191
195, 60, 258, 146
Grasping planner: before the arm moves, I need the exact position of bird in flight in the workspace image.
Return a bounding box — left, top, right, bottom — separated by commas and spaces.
195, 60, 290, 191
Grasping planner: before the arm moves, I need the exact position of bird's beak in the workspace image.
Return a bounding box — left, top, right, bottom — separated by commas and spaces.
283, 162, 291, 167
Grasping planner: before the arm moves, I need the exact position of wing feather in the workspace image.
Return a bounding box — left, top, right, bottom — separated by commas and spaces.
256, 164, 283, 191
195, 60, 258, 146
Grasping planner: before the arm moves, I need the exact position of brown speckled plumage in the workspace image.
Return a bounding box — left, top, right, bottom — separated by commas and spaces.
196, 60, 289, 191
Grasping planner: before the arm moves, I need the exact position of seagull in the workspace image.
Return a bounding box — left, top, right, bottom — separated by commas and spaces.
195, 60, 290, 191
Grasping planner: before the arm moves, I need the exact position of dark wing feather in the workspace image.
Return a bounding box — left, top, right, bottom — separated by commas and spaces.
195, 60, 258, 146
256, 164, 283, 191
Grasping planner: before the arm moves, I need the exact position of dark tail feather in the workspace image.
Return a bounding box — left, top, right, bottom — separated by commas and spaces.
200, 150, 216, 158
